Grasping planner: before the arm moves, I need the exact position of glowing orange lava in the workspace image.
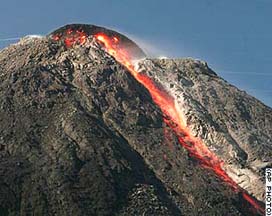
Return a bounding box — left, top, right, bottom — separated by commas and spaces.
52, 29, 87, 47
94, 32, 264, 215
51, 29, 264, 214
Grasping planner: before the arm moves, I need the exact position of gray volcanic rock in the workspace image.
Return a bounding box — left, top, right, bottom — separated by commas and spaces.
0, 30, 268, 216
135, 58, 272, 202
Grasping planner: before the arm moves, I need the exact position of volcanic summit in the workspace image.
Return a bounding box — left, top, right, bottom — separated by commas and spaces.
0, 24, 271, 216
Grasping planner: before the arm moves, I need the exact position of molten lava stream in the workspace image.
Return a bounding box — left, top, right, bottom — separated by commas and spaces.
94, 33, 264, 215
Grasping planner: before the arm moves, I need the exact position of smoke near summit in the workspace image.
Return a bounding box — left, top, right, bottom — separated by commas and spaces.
0, 24, 270, 215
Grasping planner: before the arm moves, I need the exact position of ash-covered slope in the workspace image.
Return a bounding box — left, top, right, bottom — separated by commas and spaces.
0, 25, 270, 216
136, 58, 272, 202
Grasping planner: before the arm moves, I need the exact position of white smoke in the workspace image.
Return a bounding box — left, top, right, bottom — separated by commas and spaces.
125, 34, 170, 58
25, 34, 44, 38
99, 25, 171, 58
0, 37, 21, 42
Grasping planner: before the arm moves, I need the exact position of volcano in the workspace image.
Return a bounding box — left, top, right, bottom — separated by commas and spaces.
0, 24, 271, 216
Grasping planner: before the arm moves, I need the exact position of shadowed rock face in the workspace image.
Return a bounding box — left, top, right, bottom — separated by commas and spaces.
0, 25, 269, 216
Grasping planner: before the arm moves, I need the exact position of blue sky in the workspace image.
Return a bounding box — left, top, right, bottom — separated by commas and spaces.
0, 0, 271, 106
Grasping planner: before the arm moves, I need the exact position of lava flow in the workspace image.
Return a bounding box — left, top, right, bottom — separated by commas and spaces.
93, 33, 265, 215
52, 29, 264, 214
52, 28, 87, 47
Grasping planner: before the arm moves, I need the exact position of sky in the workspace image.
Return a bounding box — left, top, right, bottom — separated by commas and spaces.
0, 0, 271, 107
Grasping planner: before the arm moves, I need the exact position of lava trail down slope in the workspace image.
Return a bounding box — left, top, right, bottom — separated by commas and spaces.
0, 24, 270, 216
93, 32, 266, 215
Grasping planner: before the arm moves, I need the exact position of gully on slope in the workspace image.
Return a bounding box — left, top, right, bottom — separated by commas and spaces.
51, 29, 264, 215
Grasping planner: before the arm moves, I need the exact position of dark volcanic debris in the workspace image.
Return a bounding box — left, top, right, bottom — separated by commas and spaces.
0, 24, 270, 216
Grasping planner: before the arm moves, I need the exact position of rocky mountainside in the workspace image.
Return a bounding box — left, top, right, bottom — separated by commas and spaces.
136, 58, 272, 202
0, 24, 271, 216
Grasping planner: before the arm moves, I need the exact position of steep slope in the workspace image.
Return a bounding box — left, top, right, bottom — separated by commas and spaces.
135, 58, 272, 202
0, 25, 270, 215
93, 31, 270, 208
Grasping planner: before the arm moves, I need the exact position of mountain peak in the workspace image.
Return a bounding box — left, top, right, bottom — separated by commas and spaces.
0, 24, 270, 216
48, 24, 146, 60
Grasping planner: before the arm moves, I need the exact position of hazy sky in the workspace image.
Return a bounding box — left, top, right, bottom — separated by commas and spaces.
0, 0, 271, 106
